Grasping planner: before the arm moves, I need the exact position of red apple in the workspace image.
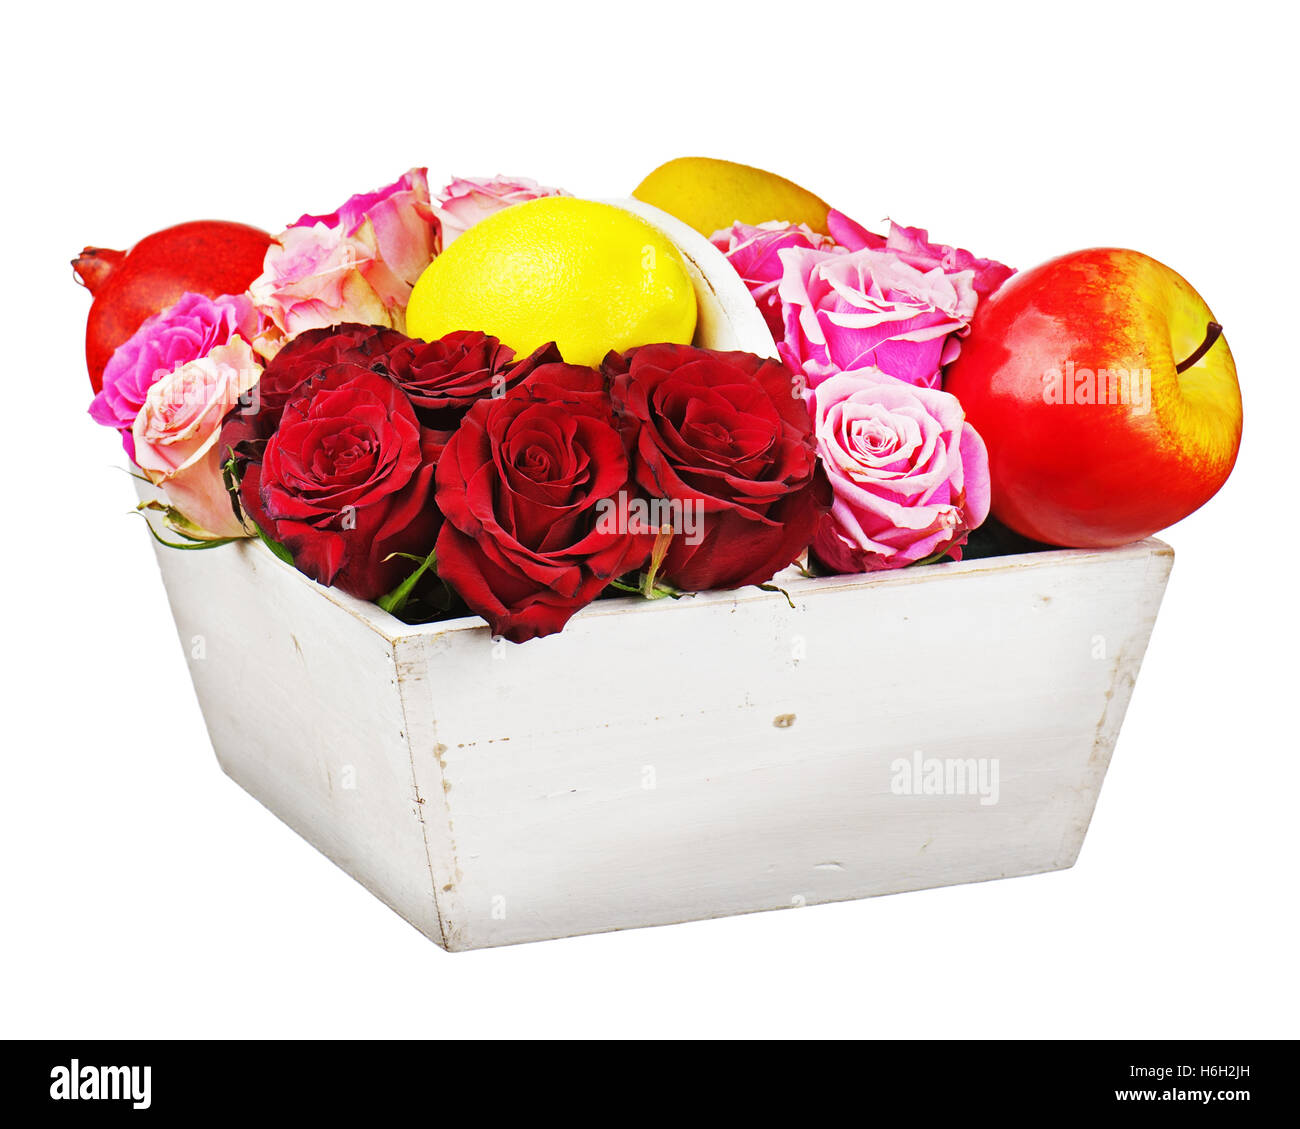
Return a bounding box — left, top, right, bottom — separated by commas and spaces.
944, 248, 1242, 547
73, 219, 273, 393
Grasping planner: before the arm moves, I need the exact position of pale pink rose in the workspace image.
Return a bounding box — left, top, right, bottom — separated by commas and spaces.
778, 245, 979, 390
710, 221, 840, 338
810, 370, 990, 572
826, 210, 1014, 298
432, 175, 568, 248
132, 338, 263, 539
249, 223, 392, 340
251, 169, 437, 340
293, 167, 437, 294
89, 291, 262, 461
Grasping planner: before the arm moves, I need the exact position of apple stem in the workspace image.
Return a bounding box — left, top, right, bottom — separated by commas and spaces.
1175, 322, 1224, 374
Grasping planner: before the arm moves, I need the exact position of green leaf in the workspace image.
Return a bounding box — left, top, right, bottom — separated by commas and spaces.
757, 582, 796, 610
637, 572, 683, 601
255, 525, 295, 565
377, 547, 438, 616
220, 452, 246, 528
216, 448, 293, 565
644, 581, 683, 601
131, 511, 238, 551
136, 499, 232, 544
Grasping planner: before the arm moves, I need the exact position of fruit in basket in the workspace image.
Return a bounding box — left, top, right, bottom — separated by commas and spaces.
405, 198, 696, 366
944, 248, 1242, 547
74, 220, 273, 393
632, 156, 830, 237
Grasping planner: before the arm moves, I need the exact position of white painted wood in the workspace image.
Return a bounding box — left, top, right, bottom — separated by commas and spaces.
141, 489, 1173, 950
145, 526, 446, 944
605, 197, 779, 357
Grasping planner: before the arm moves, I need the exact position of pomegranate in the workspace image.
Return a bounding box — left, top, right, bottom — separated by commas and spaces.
73, 220, 273, 392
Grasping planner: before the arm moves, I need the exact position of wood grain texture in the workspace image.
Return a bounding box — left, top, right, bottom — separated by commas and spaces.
144, 507, 1172, 951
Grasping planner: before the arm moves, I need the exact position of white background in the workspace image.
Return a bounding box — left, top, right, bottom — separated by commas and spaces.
3, 0, 1296, 1038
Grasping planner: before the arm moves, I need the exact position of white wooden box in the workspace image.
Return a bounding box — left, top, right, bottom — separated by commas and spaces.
144, 530, 1172, 950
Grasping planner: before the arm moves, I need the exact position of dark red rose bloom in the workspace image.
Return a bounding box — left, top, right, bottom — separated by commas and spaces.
220, 322, 411, 469
239, 362, 441, 601
253, 322, 409, 433
604, 343, 829, 592
384, 331, 562, 432
434, 363, 652, 643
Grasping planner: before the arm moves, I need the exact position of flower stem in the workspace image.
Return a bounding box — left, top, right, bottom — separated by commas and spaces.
642, 523, 674, 598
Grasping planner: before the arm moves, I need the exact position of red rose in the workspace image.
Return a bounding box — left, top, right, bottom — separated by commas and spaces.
252, 322, 409, 433
434, 363, 651, 642
604, 343, 829, 592
219, 323, 413, 517
384, 331, 562, 433
240, 362, 441, 600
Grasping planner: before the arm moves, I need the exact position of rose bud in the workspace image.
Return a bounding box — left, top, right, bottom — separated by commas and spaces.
604, 344, 829, 593
434, 363, 651, 642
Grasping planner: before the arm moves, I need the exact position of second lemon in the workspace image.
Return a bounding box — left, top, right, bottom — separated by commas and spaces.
406, 197, 697, 365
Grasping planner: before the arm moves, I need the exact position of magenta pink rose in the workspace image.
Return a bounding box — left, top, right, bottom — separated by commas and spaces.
89, 291, 262, 461
710, 221, 839, 338
251, 168, 437, 341
132, 337, 263, 539
826, 210, 1014, 299
778, 246, 978, 390
431, 175, 568, 248
809, 369, 990, 572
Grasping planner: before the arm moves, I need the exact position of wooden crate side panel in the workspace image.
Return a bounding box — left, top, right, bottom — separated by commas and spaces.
406, 545, 1170, 949
1052, 544, 1173, 866
150, 539, 445, 945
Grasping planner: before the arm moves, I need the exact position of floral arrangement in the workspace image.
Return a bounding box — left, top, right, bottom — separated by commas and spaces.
80, 162, 1234, 644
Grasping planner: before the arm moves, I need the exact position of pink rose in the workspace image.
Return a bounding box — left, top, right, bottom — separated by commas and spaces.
826, 210, 1014, 299
710, 221, 839, 338
89, 292, 261, 461
132, 337, 263, 539
249, 223, 391, 341
431, 175, 568, 248
293, 167, 437, 293
809, 370, 990, 572
251, 168, 437, 341
778, 246, 978, 390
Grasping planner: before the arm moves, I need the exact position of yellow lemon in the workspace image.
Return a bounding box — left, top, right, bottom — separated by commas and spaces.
406, 197, 697, 366
632, 156, 831, 238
